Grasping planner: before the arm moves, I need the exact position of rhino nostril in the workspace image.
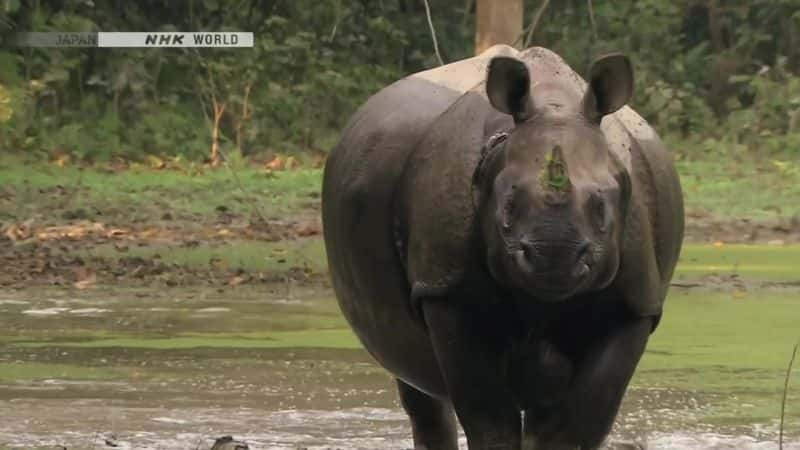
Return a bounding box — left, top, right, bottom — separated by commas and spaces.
575, 240, 591, 262
516, 240, 591, 277
572, 240, 592, 278
518, 241, 537, 271
522, 244, 534, 261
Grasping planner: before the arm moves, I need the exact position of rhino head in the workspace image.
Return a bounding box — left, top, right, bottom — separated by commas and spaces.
475, 54, 634, 302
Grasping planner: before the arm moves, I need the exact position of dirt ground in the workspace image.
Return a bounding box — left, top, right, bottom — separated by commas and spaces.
2, 197, 800, 291
0, 197, 324, 290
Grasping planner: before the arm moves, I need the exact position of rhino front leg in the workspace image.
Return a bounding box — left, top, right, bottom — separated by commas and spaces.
423, 298, 522, 450
525, 316, 652, 449
397, 379, 459, 450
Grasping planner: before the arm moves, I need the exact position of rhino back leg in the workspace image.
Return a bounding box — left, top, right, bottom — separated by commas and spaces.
397, 379, 459, 450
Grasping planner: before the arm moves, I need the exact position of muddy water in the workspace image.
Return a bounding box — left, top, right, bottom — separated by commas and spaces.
0, 274, 798, 449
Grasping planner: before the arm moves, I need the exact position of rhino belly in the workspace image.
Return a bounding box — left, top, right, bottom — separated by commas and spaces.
322, 77, 466, 396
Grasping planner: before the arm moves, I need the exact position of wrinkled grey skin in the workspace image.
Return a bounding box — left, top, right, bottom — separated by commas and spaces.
322, 45, 684, 450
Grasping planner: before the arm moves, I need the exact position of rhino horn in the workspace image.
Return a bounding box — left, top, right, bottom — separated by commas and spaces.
540, 145, 571, 193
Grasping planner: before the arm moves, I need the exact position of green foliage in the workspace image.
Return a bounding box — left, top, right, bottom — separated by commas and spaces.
127, 105, 208, 160
0, 0, 798, 161
636, 72, 716, 137
724, 58, 800, 151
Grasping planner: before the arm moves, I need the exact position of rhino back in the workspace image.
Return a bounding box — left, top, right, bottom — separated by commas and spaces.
323, 44, 522, 305
410, 44, 518, 93
321, 47, 522, 392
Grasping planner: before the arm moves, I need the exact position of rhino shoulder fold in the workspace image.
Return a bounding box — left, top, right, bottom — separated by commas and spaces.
397, 94, 504, 301
612, 138, 684, 323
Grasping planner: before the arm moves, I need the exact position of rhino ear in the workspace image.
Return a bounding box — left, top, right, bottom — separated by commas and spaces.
582, 53, 633, 124
487, 57, 533, 123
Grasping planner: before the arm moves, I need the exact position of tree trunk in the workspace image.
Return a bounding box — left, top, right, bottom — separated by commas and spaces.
475, 0, 523, 55
210, 100, 225, 167
706, 0, 742, 117
235, 83, 252, 154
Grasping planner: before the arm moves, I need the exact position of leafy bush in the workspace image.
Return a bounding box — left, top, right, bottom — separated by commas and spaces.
0, 0, 797, 162
126, 105, 208, 161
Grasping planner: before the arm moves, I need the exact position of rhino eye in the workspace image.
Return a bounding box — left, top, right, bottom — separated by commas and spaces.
502, 185, 516, 231
590, 191, 607, 232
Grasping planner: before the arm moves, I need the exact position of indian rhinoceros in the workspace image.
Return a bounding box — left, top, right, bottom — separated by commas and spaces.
322, 45, 684, 450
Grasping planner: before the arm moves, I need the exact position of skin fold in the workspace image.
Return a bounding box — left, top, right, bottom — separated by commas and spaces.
322, 45, 684, 450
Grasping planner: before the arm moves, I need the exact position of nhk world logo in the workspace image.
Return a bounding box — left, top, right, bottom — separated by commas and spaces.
12, 32, 253, 48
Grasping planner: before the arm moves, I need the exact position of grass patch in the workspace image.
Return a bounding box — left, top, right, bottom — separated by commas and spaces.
644, 293, 799, 377
636, 292, 800, 427
2, 154, 800, 226
14, 328, 360, 350
81, 237, 327, 273
0, 361, 121, 383
676, 157, 800, 220
0, 155, 322, 222
676, 244, 800, 280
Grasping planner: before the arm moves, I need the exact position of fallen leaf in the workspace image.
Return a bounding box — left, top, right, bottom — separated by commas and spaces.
73, 269, 96, 290
53, 152, 70, 168
209, 256, 226, 270
107, 228, 128, 238
265, 156, 284, 171
147, 155, 166, 170
311, 154, 326, 168
3, 219, 34, 241
295, 223, 321, 237
227, 275, 250, 286
140, 228, 160, 239
130, 265, 145, 278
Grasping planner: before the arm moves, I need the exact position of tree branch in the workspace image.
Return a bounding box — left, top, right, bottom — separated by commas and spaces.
461, 0, 474, 28
422, 0, 444, 66
587, 0, 598, 43
328, 0, 341, 42
780, 340, 799, 450
523, 0, 550, 48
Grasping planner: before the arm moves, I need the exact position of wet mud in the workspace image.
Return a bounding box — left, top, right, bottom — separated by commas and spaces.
0, 245, 798, 449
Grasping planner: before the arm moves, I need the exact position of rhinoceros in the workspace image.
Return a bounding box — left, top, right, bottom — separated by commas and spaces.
322, 45, 684, 450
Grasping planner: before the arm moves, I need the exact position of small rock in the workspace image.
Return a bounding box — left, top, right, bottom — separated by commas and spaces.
104, 434, 119, 447
791, 214, 800, 232
211, 436, 249, 450
605, 439, 647, 450
61, 208, 90, 220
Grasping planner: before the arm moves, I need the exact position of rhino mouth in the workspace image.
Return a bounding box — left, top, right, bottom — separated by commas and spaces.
507, 244, 595, 302
525, 276, 590, 302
